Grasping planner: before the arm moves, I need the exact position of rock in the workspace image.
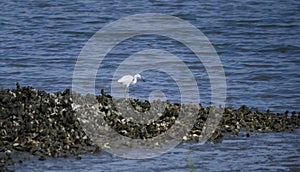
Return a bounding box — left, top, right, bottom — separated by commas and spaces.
38, 155, 46, 161
0, 85, 299, 168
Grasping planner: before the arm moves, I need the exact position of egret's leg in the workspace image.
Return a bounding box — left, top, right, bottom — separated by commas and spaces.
124, 86, 127, 99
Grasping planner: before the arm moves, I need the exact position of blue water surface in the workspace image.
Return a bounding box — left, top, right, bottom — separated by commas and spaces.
1, 0, 300, 171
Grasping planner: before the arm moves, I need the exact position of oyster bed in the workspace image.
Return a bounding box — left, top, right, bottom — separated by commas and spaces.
0, 84, 299, 169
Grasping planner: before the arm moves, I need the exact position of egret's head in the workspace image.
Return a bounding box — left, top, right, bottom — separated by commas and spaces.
135, 74, 145, 82
135, 74, 142, 79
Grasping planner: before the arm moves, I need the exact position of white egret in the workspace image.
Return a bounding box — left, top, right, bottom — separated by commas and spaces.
117, 74, 144, 98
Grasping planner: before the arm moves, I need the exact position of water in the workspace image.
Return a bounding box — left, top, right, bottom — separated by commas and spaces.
9, 130, 300, 171
1, 0, 299, 112
1, 0, 299, 171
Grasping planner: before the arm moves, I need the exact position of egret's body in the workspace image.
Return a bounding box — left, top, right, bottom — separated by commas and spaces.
118, 74, 143, 98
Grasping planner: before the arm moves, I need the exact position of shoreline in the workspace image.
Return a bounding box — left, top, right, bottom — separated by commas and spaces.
0, 84, 299, 169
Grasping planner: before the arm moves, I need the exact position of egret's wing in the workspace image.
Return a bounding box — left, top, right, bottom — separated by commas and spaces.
117, 75, 133, 84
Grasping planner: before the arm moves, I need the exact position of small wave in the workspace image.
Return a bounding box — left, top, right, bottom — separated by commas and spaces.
257, 45, 300, 53
256, 24, 297, 28
248, 75, 284, 81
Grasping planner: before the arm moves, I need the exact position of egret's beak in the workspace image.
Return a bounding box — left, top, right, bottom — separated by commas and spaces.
141, 77, 145, 82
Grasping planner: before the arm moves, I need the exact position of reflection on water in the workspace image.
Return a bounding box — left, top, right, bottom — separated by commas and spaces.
10, 130, 300, 171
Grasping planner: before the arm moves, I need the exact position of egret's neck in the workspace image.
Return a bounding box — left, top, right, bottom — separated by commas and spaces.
132, 76, 138, 84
